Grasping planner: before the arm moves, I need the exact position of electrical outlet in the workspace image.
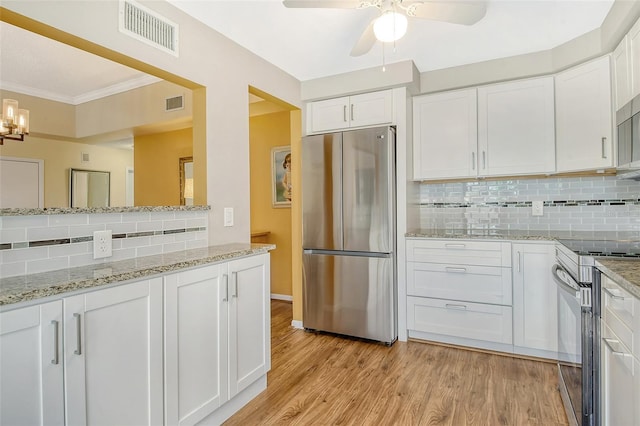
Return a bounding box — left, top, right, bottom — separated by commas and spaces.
93, 230, 113, 259
532, 200, 544, 216
224, 207, 234, 227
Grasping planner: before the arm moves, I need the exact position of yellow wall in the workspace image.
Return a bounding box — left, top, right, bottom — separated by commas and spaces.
0, 135, 132, 207
134, 128, 192, 206
249, 111, 292, 297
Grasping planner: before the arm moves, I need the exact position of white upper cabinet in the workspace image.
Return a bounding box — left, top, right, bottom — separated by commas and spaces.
613, 17, 640, 110
613, 35, 632, 110
555, 56, 613, 172
478, 76, 556, 177
630, 17, 640, 100
308, 90, 393, 133
412, 88, 477, 180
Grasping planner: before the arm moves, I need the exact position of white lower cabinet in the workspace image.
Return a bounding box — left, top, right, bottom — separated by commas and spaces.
0, 301, 64, 426
512, 242, 558, 358
64, 278, 164, 426
164, 254, 270, 426
600, 273, 640, 426
0, 253, 270, 426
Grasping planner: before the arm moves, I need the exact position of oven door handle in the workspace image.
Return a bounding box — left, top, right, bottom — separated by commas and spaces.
552, 264, 579, 296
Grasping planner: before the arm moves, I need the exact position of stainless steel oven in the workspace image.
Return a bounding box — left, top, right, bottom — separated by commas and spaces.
553, 242, 596, 426
554, 238, 640, 426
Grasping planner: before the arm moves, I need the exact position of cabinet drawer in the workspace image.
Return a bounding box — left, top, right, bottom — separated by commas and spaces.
602, 275, 640, 332
407, 296, 513, 344
406, 239, 511, 267
407, 262, 512, 305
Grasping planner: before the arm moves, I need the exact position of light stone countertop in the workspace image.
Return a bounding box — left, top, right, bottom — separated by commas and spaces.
0, 205, 211, 216
0, 243, 275, 308
406, 229, 639, 242
596, 258, 640, 300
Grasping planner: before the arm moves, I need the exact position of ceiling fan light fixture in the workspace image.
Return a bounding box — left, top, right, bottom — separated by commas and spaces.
373, 11, 407, 43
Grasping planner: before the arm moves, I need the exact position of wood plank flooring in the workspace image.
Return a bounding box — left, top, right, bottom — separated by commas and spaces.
224, 300, 568, 425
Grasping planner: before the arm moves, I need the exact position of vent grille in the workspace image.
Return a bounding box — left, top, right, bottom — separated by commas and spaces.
165, 95, 184, 112
119, 0, 178, 56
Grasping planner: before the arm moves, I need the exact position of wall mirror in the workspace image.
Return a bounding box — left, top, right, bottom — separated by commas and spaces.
180, 157, 194, 206
70, 168, 110, 208
0, 21, 198, 209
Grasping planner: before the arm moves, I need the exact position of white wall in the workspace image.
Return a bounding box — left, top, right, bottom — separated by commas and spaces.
1, 0, 302, 245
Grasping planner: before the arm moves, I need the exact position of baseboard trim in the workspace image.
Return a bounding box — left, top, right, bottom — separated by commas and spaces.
270, 293, 293, 301
291, 320, 303, 329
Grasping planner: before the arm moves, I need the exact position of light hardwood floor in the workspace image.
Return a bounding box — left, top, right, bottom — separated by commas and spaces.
225, 300, 568, 425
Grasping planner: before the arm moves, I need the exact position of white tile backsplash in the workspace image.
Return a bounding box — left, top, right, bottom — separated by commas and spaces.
419, 176, 640, 234
0, 210, 209, 278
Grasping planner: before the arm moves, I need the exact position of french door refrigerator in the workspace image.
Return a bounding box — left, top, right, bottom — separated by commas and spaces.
302, 125, 397, 345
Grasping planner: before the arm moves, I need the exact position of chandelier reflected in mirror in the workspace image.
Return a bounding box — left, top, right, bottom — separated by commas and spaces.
1, 98, 30, 145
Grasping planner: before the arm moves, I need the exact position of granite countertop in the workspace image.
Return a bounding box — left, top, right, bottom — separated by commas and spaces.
0, 243, 275, 308
0, 205, 211, 216
596, 258, 640, 300
406, 229, 640, 242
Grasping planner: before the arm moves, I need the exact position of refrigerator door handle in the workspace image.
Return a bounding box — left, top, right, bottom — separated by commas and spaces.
303, 249, 392, 258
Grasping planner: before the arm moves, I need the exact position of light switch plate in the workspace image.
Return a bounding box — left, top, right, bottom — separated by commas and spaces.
224, 207, 234, 227
93, 230, 112, 259
532, 200, 544, 216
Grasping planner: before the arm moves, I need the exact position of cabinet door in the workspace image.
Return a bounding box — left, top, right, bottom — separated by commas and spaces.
613, 35, 632, 110
412, 89, 477, 179
64, 279, 163, 426
309, 96, 350, 133
630, 18, 640, 100
0, 301, 64, 426
228, 254, 271, 398
478, 77, 555, 176
512, 243, 558, 356
349, 90, 393, 128
600, 324, 636, 426
164, 264, 227, 426
556, 56, 613, 172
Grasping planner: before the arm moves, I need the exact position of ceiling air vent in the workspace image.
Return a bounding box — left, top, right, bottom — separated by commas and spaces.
165, 95, 184, 112
119, 0, 179, 56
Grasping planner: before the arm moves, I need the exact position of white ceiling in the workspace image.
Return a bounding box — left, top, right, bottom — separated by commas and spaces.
0, 1, 615, 103
167, 0, 615, 81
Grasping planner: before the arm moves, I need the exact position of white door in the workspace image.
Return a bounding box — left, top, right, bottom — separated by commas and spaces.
228, 254, 271, 398
0, 156, 44, 208
555, 56, 613, 172
412, 88, 477, 179
512, 243, 558, 357
478, 77, 556, 176
164, 264, 227, 426
0, 301, 64, 426
64, 279, 163, 426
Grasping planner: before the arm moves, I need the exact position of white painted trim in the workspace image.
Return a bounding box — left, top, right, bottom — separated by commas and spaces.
270, 293, 292, 302
291, 320, 303, 329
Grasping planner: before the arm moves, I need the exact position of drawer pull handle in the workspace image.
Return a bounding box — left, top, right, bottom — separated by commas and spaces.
603, 338, 631, 357
603, 287, 624, 300
445, 303, 467, 310
601, 137, 607, 159
444, 243, 466, 249
231, 272, 238, 298
223, 274, 229, 301
445, 267, 467, 273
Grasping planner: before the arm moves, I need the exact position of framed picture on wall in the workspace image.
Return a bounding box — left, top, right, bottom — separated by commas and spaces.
271, 146, 291, 208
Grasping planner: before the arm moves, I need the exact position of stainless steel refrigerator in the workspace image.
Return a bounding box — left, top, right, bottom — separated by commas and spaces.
302, 125, 396, 344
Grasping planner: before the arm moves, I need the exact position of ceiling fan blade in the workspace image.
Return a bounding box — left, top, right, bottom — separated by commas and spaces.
283, 0, 363, 9
407, 1, 487, 25
350, 21, 376, 57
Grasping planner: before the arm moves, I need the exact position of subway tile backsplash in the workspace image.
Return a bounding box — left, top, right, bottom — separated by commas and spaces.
0, 210, 209, 278
418, 176, 640, 235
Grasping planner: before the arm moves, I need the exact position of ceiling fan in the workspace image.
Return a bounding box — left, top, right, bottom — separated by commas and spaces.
282, 0, 488, 56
